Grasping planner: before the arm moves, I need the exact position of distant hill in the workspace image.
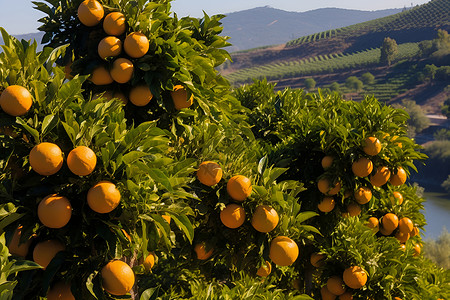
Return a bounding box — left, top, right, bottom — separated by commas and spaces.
0, 32, 44, 51
222, 6, 403, 52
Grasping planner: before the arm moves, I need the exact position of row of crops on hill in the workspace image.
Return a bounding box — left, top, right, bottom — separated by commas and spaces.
286, 0, 450, 47
226, 43, 420, 85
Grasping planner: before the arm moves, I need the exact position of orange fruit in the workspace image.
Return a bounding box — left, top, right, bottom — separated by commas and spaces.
390, 167, 407, 186
0, 85, 33, 116
369, 166, 391, 187
113, 91, 128, 105
29, 142, 64, 176
381, 213, 398, 232
327, 276, 346, 296
227, 175, 252, 201
7, 225, 33, 257
220, 204, 246, 229
363, 136, 381, 156
394, 298, 402, 300
251, 205, 279, 233
38, 194, 72, 228
410, 226, 419, 237
129, 85, 153, 106
103, 12, 126, 36
110, 58, 134, 83
343, 266, 367, 289
395, 231, 410, 243
347, 203, 361, 217
398, 217, 414, 234
33, 239, 65, 269
47, 281, 75, 300
367, 217, 379, 231
77, 0, 104, 26
196, 161, 222, 186
143, 252, 155, 271
400, 243, 406, 251
171, 85, 194, 110
90, 66, 113, 85
310, 252, 326, 267
379, 225, 393, 236
321, 155, 334, 169
320, 285, 337, 300
194, 242, 213, 260
317, 178, 341, 195
390, 191, 404, 205
351, 157, 373, 177
256, 260, 272, 277
413, 244, 421, 256
101, 260, 135, 296
98, 36, 122, 60
269, 236, 299, 266
354, 186, 372, 204
162, 214, 171, 223
338, 292, 353, 300
67, 146, 97, 176
87, 181, 121, 213
124, 32, 149, 58
64, 62, 73, 79
318, 197, 336, 213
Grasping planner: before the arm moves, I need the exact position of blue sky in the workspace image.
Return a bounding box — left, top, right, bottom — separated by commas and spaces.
0, 0, 430, 35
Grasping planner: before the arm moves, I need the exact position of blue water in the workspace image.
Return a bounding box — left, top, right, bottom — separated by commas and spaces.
422, 192, 450, 239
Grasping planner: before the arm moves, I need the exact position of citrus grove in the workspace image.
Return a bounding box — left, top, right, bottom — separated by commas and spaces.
0, 1, 448, 300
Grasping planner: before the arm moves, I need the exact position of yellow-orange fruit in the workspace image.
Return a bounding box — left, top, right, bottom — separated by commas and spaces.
101, 260, 135, 296
29, 142, 64, 176
390, 167, 407, 186
370, 166, 391, 187
33, 239, 65, 269
227, 175, 252, 201
395, 231, 410, 243
327, 276, 346, 296
256, 260, 272, 277
400, 243, 406, 251
391, 191, 404, 205
269, 236, 299, 266
110, 58, 134, 83
87, 181, 121, 213
38, 194, 72, 228
103, 12, 126, 36
318, 197, 336, 213
220, 204, 246, 229
310, 252, 326, 267
251, 205, 279, 233
98, 36, 122, 60
413, 244, 421, 256
162, 214, 171, 223
321, 155, 334, 169
143, 252, 155, 271
124, 32, 149, 58
171, 85, 194, 110
339, 292, 353, 300
410, 226, 419, 237
367, 217, 379, 232
347, 203, 361, 217
398, 217, 414, 234
7, 226, 33, 257
379, 225, 394, 236
351, 157, 373, 177
129, 85, 153, 106
196, 161, 222, 186
90, 66, 113, 85
354, 186, 372, 204
317, 178, 341, 196
67, 146, 97, 176
47, 281, 75, 300
343, 266, 368, 289
77, 0, 104, 26
363, 136, 381, 156
320, 285, 337, 300
381, 213, 399, 232
0, 85, 33, 116
113, 91, 128, 104
194, 242, 213, 260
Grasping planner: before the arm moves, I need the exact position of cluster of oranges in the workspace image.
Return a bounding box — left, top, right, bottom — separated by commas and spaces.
320, 266, 368, 300
194, 161, 299, 277
74, 0, 193, 109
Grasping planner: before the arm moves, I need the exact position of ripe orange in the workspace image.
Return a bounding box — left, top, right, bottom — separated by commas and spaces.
33, 239, 65, 269
101, 260, 135, 296
363, 136, 381, 156
103, 12, 126, 36
90, 66, 113, 85
318, 197, 336, 213
317, 178, 341, 196
310, 252, 326, 267
256, 260, 272, 277
171, 85, 194, 110
269, 236, 299, 266
143, 252, 155, 271
0, 85, 33, 116
113, 91, 128, 105
98, 36, 122, 60
124, 32, 149, 58
410, 226, 419, 237
320, 285, 337, 300
29, 142, 64, 176
343, 266, 367, 289
162, 214, 171, 223
220, 204, 246, 229
369, 166, 391, 187
47, 281, 75, 300
338, 291, 353, 300
38, 194, 72, 228
347, 203, 361, 217
227, 175, 252, 201
77, 0, 104, 26
327, 276, 346, 296
7, 225, 33, 257
367, 217, 379, 231
390, 167, 407, 186
354, 186, 372, 204
87, 181, 121, 213
129, 85, 153, 106
390, 191, 404, 205
194, 242, 213, 260
379, 225, 393, 236
381, 213, 399, 232
251, 205, 279, 233
321, 155, 334, 169
67, 146, 97, 176
110, 58, 134, 83
398, 217, 414, 234
413, 244, 421, 256
196, 161, 222, 186
395, 231, 410, 243
400, 243, 406, 251
394, 298, 402, 300
351, 157, 373, 177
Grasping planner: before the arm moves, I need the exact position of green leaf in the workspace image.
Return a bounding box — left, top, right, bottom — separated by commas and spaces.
6, 260, 42, 276
140, 287, 160, 300
169, 213, 194, 244
148, 169, 173, 192
295, 211, 319, 224
122, 151, 148, 164
16, 117, 39, 144
41, 114, 57, 136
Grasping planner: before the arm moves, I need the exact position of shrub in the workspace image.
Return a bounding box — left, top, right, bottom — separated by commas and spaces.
345, 76, 364, 91
361, 72, 375, 85
304, 78, 316, 91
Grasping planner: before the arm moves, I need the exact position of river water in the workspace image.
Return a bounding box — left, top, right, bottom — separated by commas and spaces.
422, 192, 450, 239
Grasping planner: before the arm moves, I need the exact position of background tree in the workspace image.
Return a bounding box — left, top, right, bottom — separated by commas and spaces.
442, 96, 450, 118
345, 76, 363, 91
397, 99, 430, 137
380, 37, 398, 66
361, 72, 375, 85
304, 77, 316, 91
329, 81, 340, 92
